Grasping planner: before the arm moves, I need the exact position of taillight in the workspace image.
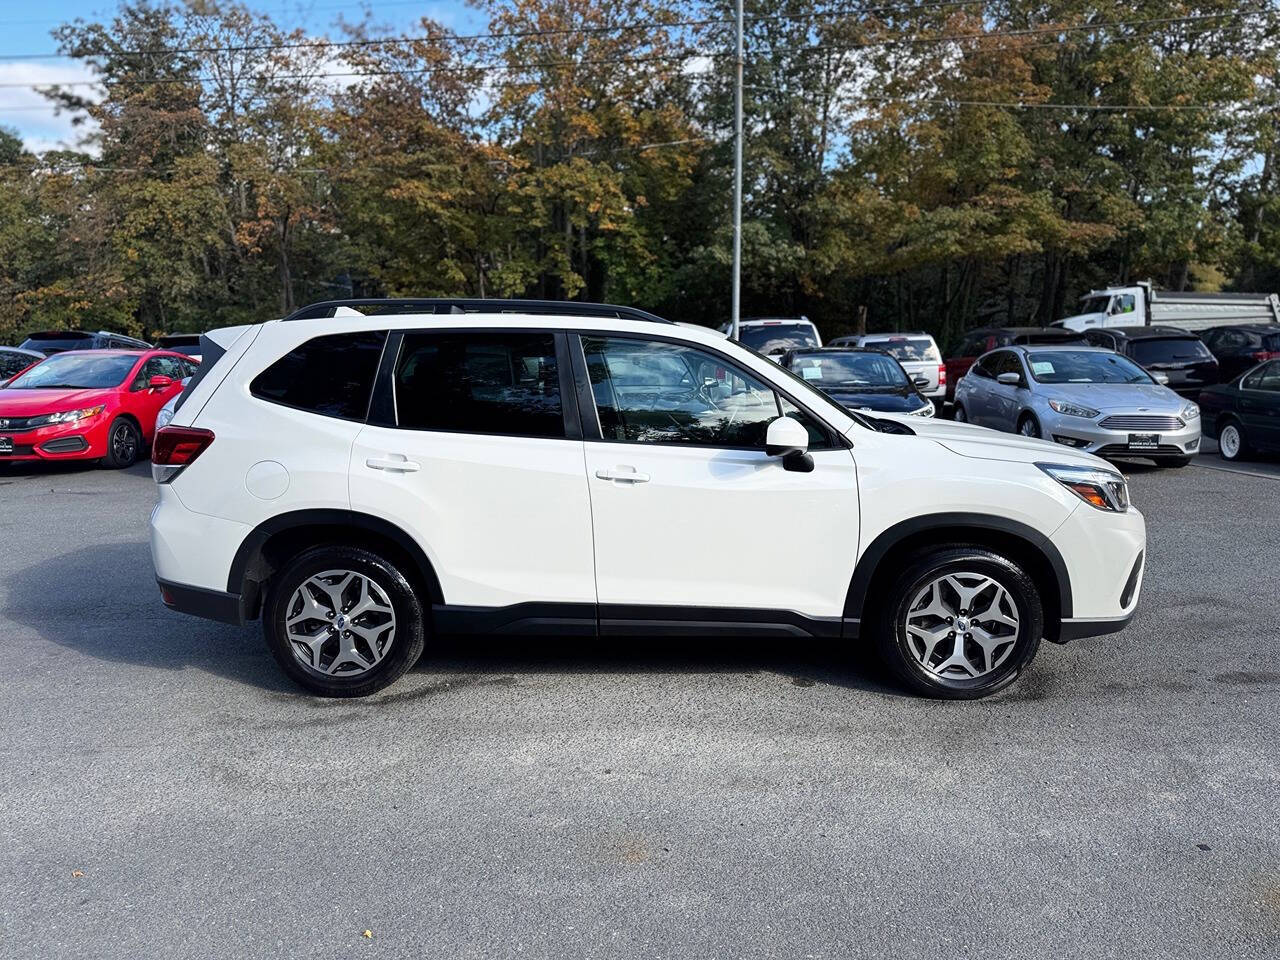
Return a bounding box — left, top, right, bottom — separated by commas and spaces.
1251, 350, 1278, 362
151, 425, 214, 484
937, 364, 947, 384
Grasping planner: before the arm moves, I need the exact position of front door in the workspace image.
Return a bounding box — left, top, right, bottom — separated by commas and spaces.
349, 329, 596, 610
1240, 360, 1280, 450
574, 334, 859, 624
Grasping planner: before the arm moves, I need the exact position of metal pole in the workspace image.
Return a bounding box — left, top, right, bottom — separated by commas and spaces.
730, 0, 744, 341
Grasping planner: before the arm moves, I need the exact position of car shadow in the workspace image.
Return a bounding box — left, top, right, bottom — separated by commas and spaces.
0, 459, 153, 480
8, 539, 905, 699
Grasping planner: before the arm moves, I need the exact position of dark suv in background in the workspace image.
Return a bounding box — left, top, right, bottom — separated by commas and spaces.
17, 330, 152, 354
1199, 325, 1280, 382
1081, 326, 1219, 398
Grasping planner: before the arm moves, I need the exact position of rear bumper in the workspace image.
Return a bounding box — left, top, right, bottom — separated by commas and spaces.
157, 578, 245, 625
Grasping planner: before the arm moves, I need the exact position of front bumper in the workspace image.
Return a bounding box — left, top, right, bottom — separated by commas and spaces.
0, 418, 108, 461
1050, 501, 1146, 629
1042, 414, 1201, 459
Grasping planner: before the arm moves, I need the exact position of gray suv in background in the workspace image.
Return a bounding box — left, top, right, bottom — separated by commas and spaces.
953, 345, 1201, 467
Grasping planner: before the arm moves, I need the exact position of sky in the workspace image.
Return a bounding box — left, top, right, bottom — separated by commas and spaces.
0, 0, 479, 152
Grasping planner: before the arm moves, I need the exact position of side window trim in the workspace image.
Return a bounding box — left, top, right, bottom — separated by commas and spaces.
567, 330, 845, 451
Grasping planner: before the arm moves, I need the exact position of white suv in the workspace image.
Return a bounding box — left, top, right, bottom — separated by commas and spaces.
151, 299, 1146, 699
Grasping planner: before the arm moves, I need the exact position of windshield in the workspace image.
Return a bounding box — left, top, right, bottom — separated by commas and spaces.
7, 353, 138, 389
1079, 296, 1111, 315
863, 337, 941, 363
739, 324, 819, 355
789, 352, 908, 389
1130, 338, 1213, 365
1026, 350, 1153, 385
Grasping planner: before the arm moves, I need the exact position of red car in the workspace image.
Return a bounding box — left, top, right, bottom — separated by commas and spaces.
0, 350, 198, 467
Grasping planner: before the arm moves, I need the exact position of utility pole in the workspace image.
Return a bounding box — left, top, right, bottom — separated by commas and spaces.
730, 0, 744, 340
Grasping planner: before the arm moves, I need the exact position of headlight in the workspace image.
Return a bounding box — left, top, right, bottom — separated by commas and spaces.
26, 405, 106, 428
156, 405, 175, 429
911, 401, 935, 417
1037, 462, 1130, 512
1048, 399, 1099, 419
1181, 402, 1200, 420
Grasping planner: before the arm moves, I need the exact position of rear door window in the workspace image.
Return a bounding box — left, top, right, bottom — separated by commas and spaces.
251, 331, 387, 421
393, 332, 564, 438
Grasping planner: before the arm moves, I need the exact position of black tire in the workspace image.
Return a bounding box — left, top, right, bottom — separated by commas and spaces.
1165, 456, 1193, 468
102, 416, 141, 468
263, 545, 426, 697
1217, 419, 1249, 462
1016, 413, 1042, 439
872, 546, 1044, 700
952, 403, 968, 423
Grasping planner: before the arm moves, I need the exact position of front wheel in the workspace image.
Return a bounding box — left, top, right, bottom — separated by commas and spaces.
102, 417, 141, 468
1017, 414, 1042, 439
263, 545, 426, 697
873, 547, 1044, 699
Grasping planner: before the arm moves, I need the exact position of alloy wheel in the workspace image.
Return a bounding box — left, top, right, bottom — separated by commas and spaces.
1018, 418, 1039, 438
284, 569, 397, 677
111, 422, 137, 462
904, 572, 1020, 679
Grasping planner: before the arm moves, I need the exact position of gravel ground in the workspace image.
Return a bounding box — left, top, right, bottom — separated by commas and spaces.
1, 452, 1278, 960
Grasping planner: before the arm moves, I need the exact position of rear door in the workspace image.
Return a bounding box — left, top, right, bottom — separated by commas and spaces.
574, 333, 857, 623
349, 329, 597, 612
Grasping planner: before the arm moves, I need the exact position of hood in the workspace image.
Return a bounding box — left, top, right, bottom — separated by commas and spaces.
868, 413, 1113, 470
0, 387, 113, 415
1036, 381, 1185, 413
821, 386, 926, 414
1058, 311, 1106, 332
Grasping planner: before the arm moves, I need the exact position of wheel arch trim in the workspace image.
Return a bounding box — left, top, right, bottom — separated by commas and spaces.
226, 508, 444, 610
844, 512, 1073, 620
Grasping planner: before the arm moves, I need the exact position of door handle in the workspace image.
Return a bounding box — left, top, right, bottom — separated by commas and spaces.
595, 467, 650, 483
366, 456, 421, 473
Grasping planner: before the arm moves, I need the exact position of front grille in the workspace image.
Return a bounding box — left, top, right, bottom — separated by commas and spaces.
1095, 443, 1187, 457
1098, 415, 1184, 431
0, 415, 39, 431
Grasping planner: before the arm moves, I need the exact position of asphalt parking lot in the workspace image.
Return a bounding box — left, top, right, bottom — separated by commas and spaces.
2, 450, 1278, 960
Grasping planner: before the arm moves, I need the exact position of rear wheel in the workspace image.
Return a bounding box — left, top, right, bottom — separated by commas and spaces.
873, 547, 1043, 699
263, 545, 426, 697
1218, 421, 1248, 461
102, 417, 140, 468
952, 404, 968, 423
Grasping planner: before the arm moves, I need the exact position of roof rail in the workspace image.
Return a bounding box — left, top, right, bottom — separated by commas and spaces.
281, 298, 671, 324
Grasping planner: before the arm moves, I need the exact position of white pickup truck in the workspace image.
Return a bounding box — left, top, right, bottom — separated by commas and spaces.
1058, 282, 1280, 333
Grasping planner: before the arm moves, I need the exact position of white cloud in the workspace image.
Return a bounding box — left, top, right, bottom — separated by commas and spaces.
0, 60, 99, 153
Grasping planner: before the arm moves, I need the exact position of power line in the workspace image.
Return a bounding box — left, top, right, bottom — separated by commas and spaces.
0, 7, 1268, 89
0, 0, 990, 56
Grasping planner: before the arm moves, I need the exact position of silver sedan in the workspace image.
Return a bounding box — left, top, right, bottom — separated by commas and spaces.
953, 345, 1201, 466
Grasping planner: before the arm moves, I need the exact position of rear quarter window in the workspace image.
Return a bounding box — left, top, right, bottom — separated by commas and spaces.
251, 331, 387, 421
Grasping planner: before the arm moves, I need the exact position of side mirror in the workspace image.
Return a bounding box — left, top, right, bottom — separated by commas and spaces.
1151, 371, 1170, 385
996, 372, 1022, 386
148, 375, 175, 391
766, 416, 814, 473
